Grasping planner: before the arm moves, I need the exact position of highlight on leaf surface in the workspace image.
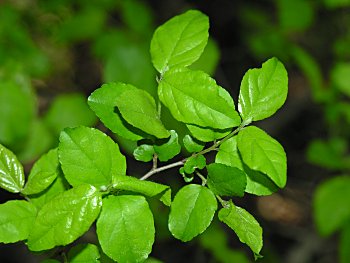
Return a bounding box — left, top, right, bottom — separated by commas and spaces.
150, 9, 209, 74
238, 57, 288, 122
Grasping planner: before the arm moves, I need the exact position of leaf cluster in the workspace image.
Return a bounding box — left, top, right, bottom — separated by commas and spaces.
0, 9, 288, 262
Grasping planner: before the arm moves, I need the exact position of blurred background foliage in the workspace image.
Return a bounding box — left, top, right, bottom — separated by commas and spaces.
1, 0, 350, 262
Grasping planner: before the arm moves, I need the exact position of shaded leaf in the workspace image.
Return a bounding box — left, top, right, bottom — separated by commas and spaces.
183, 134, 205, 153
187, 124, 230, 142
112, 175, 171, 206
314, 176, 350, 236
207, 163, 246, 197
88, 83, 144, 141
154, 130, 181, 161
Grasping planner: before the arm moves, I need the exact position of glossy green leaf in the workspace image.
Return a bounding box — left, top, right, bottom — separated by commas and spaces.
154, 130, 181, 161
112, 175, 171, 206
314, 176, 350, 236
159, 67, 241, 129
68, 243, 100, 263
59, 127, 126, 188
237, 126, 287, 188
183, 134, 205, 153
0, 79, 35, 146
207, 163, 247, 197
184, 155, 206, 174
238, 57, 288, 122
22, 148, 59, 195
218, 201, 263, 256
27, 185, 102, 251
88, 83, 144, 141
44, 93, 97, 136
169, 184, 217, 241
0, 144, 25, 193
331, 62, 350, 97
186, 124, 231, 142
150, 10, 209, 74
216, 136, 278, 196
97, 195, 154, 263
340, 222, 350, 263
41, 260, 60, 263
133, 144, 155, 162
115, 88, 170, 138
0, 200, 37, 243
29, 173, 70, 209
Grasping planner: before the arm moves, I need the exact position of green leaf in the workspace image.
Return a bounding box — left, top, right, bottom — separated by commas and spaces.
159, 67, 241, 129
331, 62, 350, 97
44, 93, 97, 136
323, 0, 350, 9
0, 200, 37, 243
278, 0, 314, 32
216, 136, 278, 195
133, 144, 155, 162
27, 184, 102, 251
112, 175, 171, 206
88, 83, 144, 141
115, 88, 170, 138
238, 57, 288, 122
183, 134, 205, 153
68, 243, 100, 263
207, 163, 247, 197
41, 260, 60, 263
340, 222, 350, 263
120, 0, 154, 35
237, 126, 287, 188
314, 176, 350, 236
189, 38, 220, 76
187, 124, 231, 142
218, 201, 263, 256
103, 43, 157, 98
184, 155, 206, 174
0, 144, 25, 193
0, 79, 35, 146
59, 127, 126, 188
17, 119, 54, 163
29, 172, 70, 209
169, 184, 217, 241
154, 130, 181, 161
97, 195, 154, 263
22, 148, 59, 195
307, 138, 349, 170
150, 9, 209, 74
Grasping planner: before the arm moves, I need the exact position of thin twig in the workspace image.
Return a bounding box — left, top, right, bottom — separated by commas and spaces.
140, 160, 185, 180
